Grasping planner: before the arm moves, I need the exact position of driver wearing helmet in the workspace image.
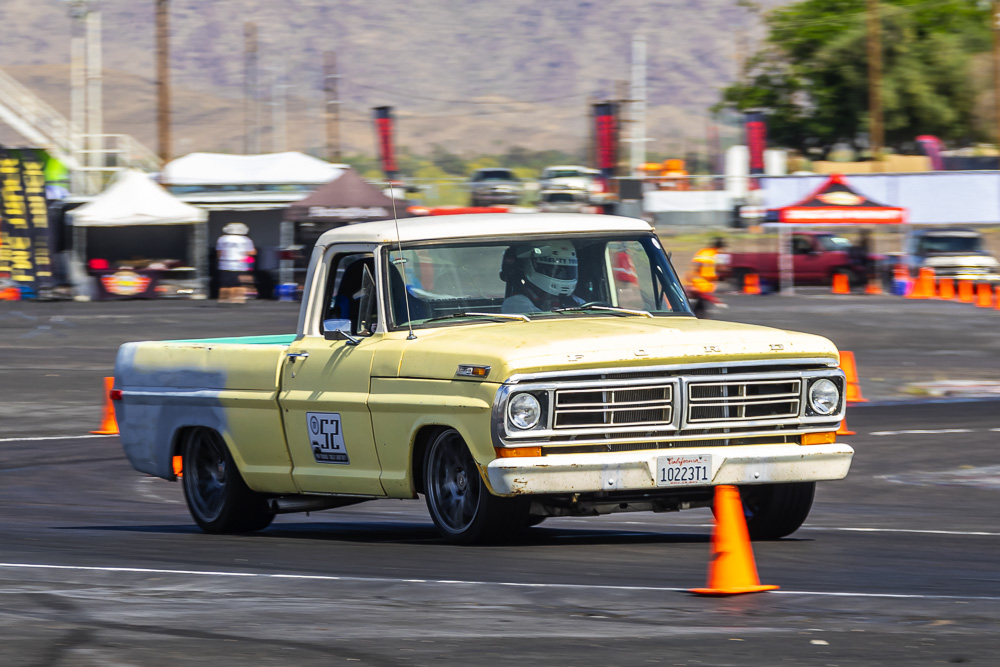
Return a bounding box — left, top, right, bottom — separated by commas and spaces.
501, 241, 585, 314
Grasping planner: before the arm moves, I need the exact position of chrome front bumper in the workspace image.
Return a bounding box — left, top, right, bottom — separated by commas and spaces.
485, 442, 854, 496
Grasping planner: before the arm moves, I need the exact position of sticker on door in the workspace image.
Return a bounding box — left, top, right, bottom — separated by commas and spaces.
307, 412, 350, 464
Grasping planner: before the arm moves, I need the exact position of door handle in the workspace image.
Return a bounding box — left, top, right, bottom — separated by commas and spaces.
286, 352, 310, 362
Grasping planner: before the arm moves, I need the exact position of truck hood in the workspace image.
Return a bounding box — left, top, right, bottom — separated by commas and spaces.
924, 253, 999, 269
388, 316, 839, 381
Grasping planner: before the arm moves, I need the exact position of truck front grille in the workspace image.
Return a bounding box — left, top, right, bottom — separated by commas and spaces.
687, 379, 801, 423
554, 384, 672, 428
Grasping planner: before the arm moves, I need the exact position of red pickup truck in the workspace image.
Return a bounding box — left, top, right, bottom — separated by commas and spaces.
716, 231, 868, 289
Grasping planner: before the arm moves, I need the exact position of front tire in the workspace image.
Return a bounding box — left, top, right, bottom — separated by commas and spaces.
181, 428, 275, 534
738, 482, 815, 540
423, 428, 528, 544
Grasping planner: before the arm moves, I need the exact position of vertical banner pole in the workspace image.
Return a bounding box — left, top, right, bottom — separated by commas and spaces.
373, 106, 398, 182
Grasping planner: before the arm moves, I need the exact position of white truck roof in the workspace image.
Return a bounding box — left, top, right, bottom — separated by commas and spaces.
315, 213, 652, 247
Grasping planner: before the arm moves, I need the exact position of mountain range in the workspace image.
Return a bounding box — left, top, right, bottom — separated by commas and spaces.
0, 0, 788, 162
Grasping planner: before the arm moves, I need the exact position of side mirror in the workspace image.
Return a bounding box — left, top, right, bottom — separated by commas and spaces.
322, 319, 360, 345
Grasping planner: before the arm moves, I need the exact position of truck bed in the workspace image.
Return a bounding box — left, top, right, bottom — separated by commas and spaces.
115, 334, 297, 488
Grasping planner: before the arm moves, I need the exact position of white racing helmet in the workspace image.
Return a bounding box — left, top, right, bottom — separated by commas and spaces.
523, 241, 578, 296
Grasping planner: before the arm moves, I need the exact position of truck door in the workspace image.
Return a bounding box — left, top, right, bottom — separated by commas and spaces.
791, 235, 823, 282
278, 248, 386, 497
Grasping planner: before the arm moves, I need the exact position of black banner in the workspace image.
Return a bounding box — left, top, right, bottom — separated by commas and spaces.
373, 106, 398, 180
0, 148, 54, 294
745, 112, 767, 176
593, 102, 618, 180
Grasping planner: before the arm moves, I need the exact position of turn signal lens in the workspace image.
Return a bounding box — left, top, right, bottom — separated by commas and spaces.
801, 432, 836, 446
494, 447, 542, 458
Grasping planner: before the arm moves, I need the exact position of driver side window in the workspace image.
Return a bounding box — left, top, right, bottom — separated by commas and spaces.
323, 252, 377, 336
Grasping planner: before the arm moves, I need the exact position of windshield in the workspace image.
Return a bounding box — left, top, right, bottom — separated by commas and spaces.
544, 169, 588, 179
474, 170, 516, 182
819, 235, 853, 251
384, 233, 692, 329
918, 235, 983, 254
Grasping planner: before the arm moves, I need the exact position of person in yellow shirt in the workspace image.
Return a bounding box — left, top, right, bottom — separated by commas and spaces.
687, 237, 727, 293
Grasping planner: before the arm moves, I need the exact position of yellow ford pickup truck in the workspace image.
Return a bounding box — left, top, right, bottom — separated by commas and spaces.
115, 213, 853, 544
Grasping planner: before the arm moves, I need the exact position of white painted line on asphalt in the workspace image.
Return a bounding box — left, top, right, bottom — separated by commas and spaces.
805, 526, 1000, 537
869, 429, 973, 436
0, 434, 117, 443
1, 562, 999, 601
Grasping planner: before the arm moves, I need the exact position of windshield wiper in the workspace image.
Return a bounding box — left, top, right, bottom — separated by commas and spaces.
423, 311, 531, 324
552, 305, 654, 318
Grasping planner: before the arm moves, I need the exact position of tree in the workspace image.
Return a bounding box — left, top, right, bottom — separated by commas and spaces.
718, 0, 992, 155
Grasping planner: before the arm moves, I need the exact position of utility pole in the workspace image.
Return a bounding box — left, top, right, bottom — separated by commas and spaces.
629, 33, 647, 176
993, 1, 1000, 162
324, 51, 341, 162
866, 0, 884, 167
271, 62, 287, 152
244, 22, 259, 154
586, 94, 596, 168
66, 1, 87, 193
155, 0, 171, 163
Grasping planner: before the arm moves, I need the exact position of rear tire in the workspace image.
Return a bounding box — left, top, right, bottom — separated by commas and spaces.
181, 428, 275, 534
423, 428, 529, 544
738, 482, 815, 540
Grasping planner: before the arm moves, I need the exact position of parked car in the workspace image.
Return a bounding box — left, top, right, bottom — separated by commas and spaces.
468, 168, 522, 207
536, 188, 591, 213
717, 231, 871, 289
881, 228, 1000, 284
539, 165, 601, 198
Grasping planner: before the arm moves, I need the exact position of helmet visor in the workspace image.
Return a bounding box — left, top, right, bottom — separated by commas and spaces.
533, 258, 577, 281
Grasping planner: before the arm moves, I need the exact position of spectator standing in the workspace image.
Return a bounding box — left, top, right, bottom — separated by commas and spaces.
216, 222, 256, 304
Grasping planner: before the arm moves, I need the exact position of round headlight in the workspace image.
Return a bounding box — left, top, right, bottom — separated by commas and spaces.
809, 378, 840, 415
508, 393, 542, 430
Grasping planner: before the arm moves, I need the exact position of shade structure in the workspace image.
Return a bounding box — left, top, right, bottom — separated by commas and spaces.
71, 169, 207, 226
161, 152, 344, 187
283, 168, 405, 224
775, 173, 906, 225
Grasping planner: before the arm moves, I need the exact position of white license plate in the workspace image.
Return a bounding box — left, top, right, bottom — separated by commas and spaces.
655, 454, 711, 487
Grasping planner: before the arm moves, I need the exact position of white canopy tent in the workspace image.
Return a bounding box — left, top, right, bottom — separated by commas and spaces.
161, 152, 345, 187
69, 170, 209, 298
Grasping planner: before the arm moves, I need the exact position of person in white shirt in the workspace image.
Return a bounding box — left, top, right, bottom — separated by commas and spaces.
216, 222, 256, 304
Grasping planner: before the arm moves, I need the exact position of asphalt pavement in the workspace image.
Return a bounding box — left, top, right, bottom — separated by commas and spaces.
2, 293, 1000, 665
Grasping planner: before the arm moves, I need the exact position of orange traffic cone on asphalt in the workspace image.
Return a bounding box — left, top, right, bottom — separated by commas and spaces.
976, 282, 993, 308
907, 268, 935, 299
958, 280, 975, 303
90, 376, 119, 435
836, 418, 856, 436
995, 286, 1000, 311
864, 276, 882, 295
839, 351, 867, 404
690, 485, 779, 596
831, 273, 850, 295
938, 278, 955, 301
743, 273, 761, 295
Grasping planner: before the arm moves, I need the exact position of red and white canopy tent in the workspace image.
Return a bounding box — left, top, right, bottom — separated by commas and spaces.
766, 173, 907, 292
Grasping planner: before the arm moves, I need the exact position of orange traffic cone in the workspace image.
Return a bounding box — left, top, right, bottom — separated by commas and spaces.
839, 350, 867, 404
958, 280, 975, 303
831, 273, 850, 295
836, 418, 856, 436
90, 376, 119, 435
907, 268, 935, 299
938, 278, 955, 301
995, 286, 1000, 311
976, 282, 993, 308
743, 273, 761, 295
690, 485, 779, 596
864, 276, 882, 295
